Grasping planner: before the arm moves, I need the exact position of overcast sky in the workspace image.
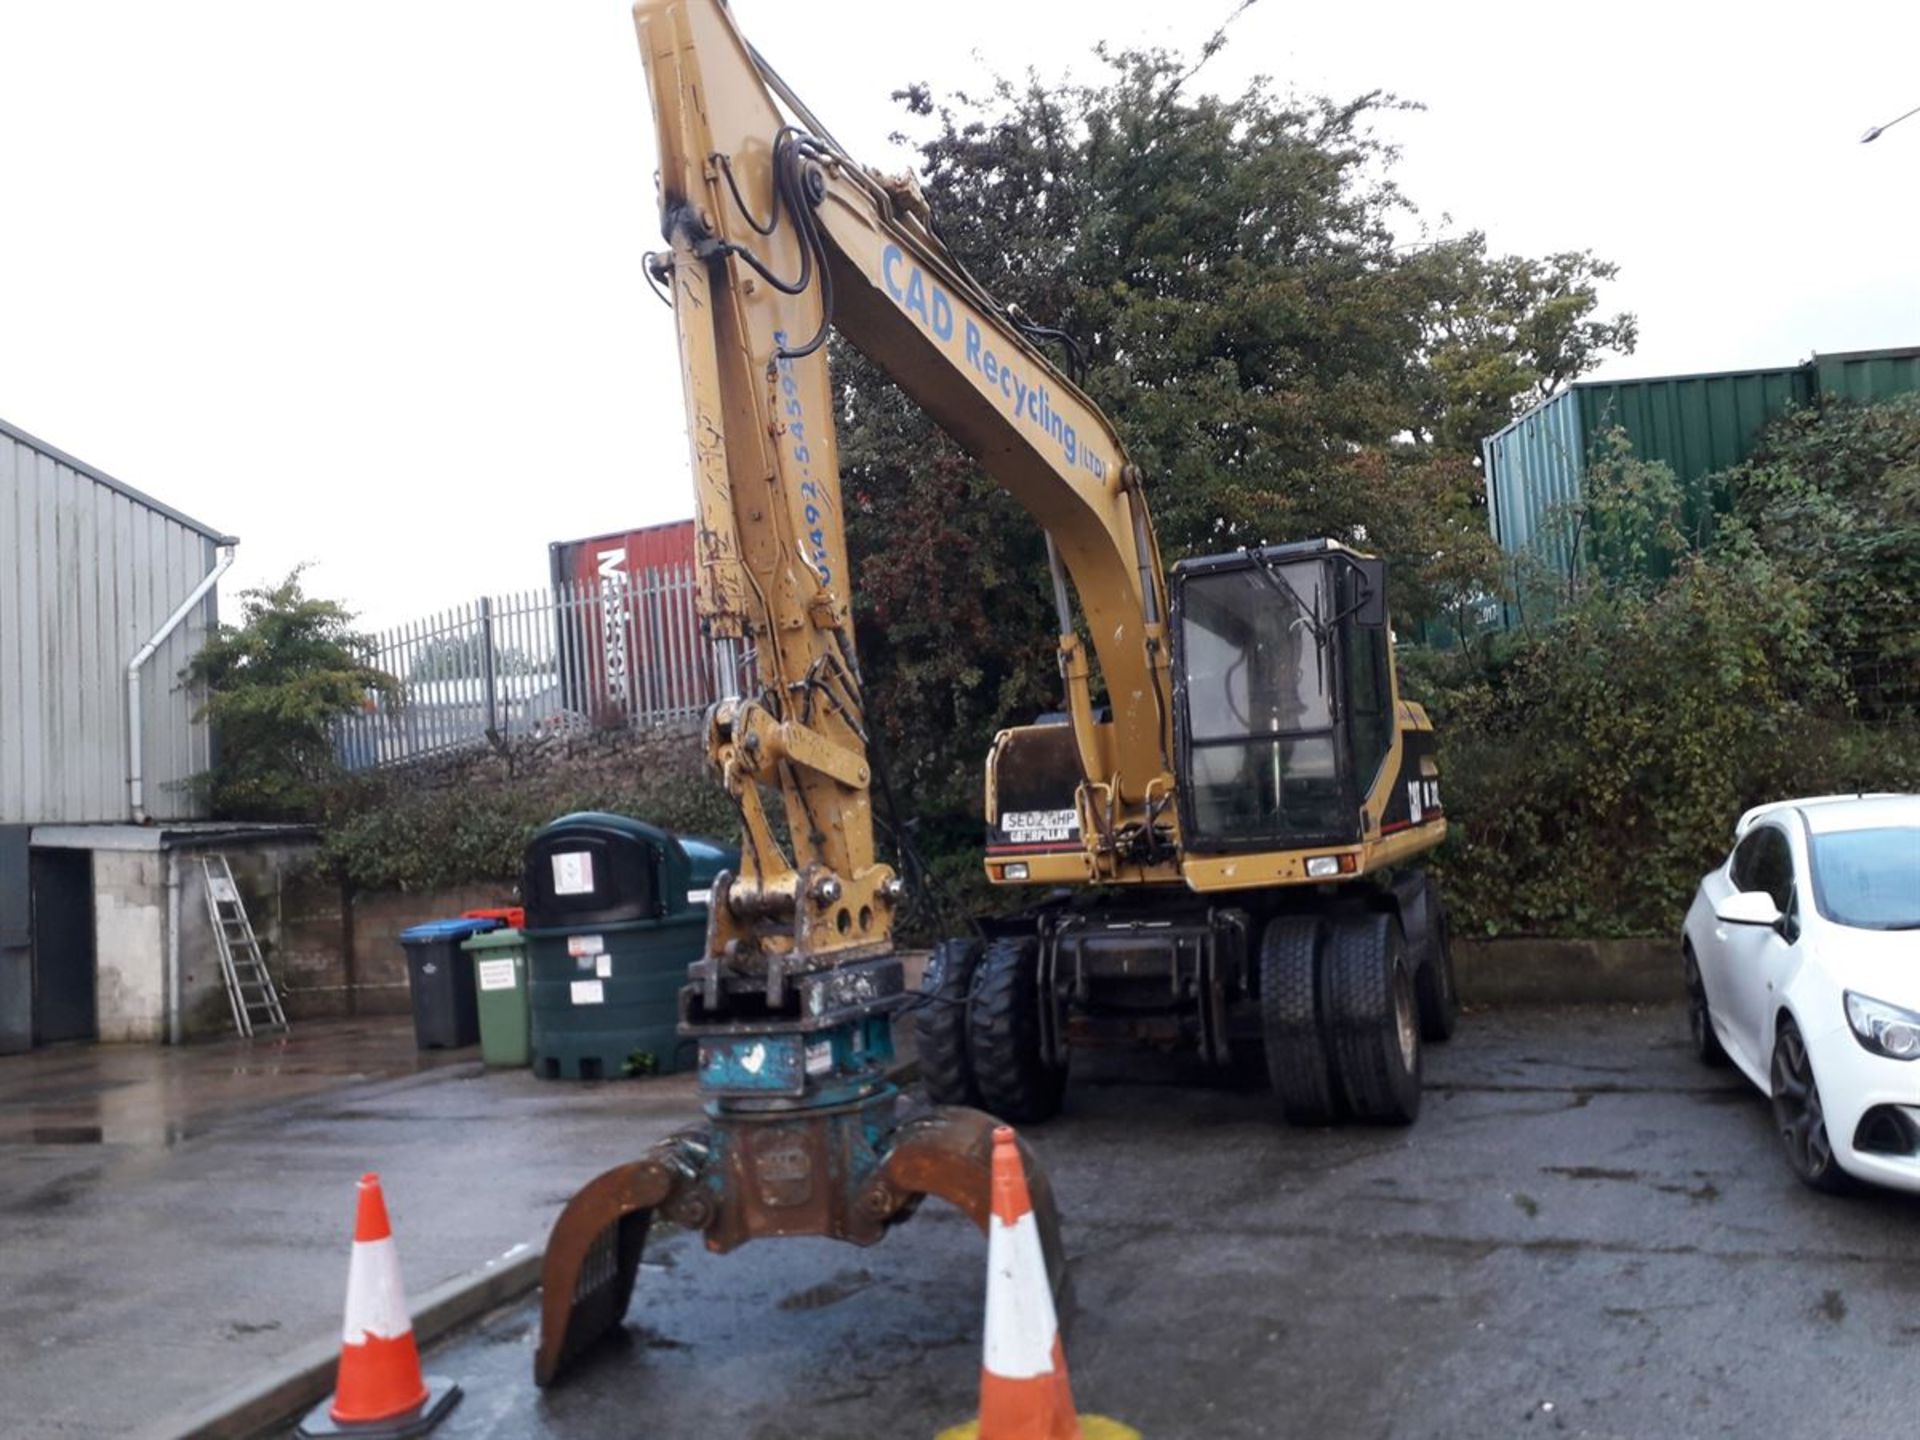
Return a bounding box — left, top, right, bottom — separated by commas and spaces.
2, 1, 1915, 630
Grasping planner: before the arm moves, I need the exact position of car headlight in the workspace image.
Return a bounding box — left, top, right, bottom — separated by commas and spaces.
1844, 991, 1920, 1061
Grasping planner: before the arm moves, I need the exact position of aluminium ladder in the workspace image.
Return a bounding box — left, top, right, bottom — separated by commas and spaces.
201, 853, 288, 1038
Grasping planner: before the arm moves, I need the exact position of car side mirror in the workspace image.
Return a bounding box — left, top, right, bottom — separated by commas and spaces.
1716, 890, 1783, 929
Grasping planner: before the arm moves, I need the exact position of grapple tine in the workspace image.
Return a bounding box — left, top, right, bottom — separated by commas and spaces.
878, 1107, 1071, 1310
533, 1132, 705, 1387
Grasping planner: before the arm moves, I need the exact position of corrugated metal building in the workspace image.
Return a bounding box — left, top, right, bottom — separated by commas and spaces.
0, 418, 300, 1056
1481, 346, 1920, 581
1, 417, 228, 824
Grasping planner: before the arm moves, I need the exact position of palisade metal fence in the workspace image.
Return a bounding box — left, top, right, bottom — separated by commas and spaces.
334, 566, 711, 770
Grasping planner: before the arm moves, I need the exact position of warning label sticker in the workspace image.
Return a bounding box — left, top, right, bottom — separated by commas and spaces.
477, 958, 517, 992
566, 933, 606, 958
551, 851, 595, 896
570, 979, 605, 1006
1001, 809, 1079, 844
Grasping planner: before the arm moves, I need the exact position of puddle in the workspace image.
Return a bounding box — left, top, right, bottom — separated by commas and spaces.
2, 1120, 195, 1149
778, 1268, 874, 1312
28, 1125, 104, 1145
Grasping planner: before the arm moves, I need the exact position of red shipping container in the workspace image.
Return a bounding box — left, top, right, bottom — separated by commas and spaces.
549, 520, 696, 588
548, 521, 708, 725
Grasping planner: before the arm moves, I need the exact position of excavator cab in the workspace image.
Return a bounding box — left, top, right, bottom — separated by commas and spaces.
985, 538, 1420, 885
1169, 540, 1392, 855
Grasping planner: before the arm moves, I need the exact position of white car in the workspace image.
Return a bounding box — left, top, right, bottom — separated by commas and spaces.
1683, 793, 1920, 1194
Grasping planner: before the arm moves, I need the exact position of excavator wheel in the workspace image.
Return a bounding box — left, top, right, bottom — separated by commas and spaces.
1416, 893, 1460, 1042
1257, 915, 1344, 1126
916, 936, 985, 1106
1324, 913, 1423, 1125
968, 935, 1068, 1124
1406, 871, 1460, 1042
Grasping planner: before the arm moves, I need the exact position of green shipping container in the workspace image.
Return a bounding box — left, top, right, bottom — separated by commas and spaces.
1482, 346, 1920, 591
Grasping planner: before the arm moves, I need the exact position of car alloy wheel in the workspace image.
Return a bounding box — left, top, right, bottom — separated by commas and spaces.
1770, 1018, 1852, 1194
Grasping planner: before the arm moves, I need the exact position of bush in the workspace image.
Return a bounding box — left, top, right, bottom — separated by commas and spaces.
1411, 396, 1920, 936
319, 741, 735, 893
187, 573, 393, 821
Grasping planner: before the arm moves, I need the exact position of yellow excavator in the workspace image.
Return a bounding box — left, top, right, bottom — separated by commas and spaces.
535, 0, 1454, 1384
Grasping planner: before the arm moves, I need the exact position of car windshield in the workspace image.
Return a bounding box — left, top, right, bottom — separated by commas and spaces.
1808, 826, 1920, 930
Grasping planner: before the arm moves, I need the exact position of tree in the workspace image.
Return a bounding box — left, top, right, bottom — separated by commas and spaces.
408, 630, 538, 683
1405, 235, 1637, 458
186, 572, 395, 821
836, 43, 1635, 829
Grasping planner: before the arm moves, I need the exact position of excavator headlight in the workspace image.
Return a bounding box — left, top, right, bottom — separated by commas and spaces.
1305, 855, 1342, 879
1003, 862, 1030, 881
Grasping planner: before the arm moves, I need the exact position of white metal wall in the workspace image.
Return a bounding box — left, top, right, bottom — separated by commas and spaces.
0, 418, 223, 824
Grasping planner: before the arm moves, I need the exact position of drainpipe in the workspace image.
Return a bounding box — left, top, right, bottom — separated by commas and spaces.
129, 540, 238, 823
165, 849, 184, 1045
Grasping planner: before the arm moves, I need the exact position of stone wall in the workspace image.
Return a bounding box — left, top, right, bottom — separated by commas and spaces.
367, 723, 708, 800
1453, 936, 1683, 1007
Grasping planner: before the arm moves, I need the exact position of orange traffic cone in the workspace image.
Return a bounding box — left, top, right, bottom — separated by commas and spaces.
297, 1174, 462, 1438
937, 1128, 1138, 1440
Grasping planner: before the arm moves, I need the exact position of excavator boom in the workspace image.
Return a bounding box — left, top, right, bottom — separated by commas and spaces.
640, 0, 1176, 938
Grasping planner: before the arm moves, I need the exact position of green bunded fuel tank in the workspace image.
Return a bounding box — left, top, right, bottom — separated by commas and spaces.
521, 813, 735, 1080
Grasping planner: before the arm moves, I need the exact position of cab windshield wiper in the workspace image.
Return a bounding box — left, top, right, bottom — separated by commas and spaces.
1243, 552, 1328, 697
1243, 550, 1326, 645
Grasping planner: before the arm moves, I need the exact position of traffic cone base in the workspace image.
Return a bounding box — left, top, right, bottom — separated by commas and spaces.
937, 1417, 1142, 1440
296, 1377, 462, 1440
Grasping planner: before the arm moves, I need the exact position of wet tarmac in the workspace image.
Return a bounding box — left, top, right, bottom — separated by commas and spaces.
0, 1020, 702, 1439
383, 1007, 1920, 1440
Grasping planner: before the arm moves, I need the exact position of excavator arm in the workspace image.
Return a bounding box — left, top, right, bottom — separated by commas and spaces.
639, 0, 1176, 972
534, 0, 1115, 1383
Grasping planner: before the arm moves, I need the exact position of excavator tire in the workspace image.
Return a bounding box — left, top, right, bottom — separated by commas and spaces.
1324, 912, 1423, 1125
1257, 915, 1344, 1126
968, 935, 1068, 1124
916, 937, 984, 1106
1411, 874, 1460, 1043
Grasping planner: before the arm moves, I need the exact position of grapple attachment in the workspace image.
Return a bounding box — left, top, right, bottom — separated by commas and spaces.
533, 1105, 1066, 1387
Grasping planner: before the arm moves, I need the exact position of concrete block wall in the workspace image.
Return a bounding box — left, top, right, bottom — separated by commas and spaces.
93, 850, 166, 1042
277, 870, 355, 1019
91, 838, 321, 1043
279, 879, 514, 1021
178, 841, 319, 1040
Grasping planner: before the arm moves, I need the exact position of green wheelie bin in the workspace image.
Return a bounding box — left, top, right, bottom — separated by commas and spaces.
464, 927, 531, 1068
